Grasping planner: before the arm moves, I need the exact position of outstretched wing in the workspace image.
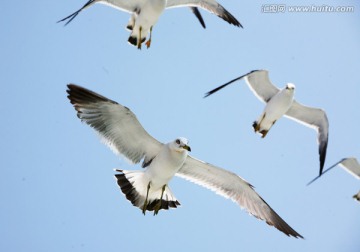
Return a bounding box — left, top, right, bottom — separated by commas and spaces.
166, 0, 242, 27
67, 84, 163, 166
177, 156, 303, 238
204, 70, 279, 102
285, 101, 329, 176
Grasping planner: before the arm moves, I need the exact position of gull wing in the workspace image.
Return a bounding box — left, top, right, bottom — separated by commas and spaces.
244, 70, 280, 103
67, 84, 163, 166
177, 156, 303, 238
204, 70, 279, 102
166, 0, 242, 27
285, 101, 329, 176
307, 158, 359, 185
190, 7, 206, 28
338, 158, 360, 179
58, 0, 136, 25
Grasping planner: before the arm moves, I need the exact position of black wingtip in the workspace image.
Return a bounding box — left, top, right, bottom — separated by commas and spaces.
217, 4, 243, 28
318, 142, 328, 176
204, 82, 230, 98
58, 0, 96, 26
57, 12, 79, 26
204, 70, 261, 98
190, 7, 206, 29
307, 160, 341, 186
306, 175, 320, 186
66, 84, 118, 106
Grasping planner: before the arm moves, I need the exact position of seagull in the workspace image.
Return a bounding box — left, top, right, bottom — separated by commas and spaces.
67, 84, 303, 238
58, 0, 241, 49
204, 69, 329, 176
307, 157, 360, 202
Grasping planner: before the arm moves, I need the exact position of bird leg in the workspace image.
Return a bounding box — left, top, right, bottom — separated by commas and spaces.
253, 113, 265, 133
153, 184, 166, 215
137, 26, 142, 50
145, 26, 153, 48
142, 182, 151, 215
261, 120, 276, 138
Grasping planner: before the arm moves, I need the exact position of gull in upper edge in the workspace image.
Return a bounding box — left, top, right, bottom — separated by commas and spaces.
58, 0, 242, 49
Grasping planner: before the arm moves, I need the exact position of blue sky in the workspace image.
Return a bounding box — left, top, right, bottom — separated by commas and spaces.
1, 0, 359, 251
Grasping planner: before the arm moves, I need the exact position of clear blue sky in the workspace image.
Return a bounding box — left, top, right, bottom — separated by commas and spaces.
1, 0, 359, 251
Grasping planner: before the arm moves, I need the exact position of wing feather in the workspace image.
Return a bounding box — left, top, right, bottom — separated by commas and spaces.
338, 158, 360, 179
285, 101, 329, 175
244, 70, 280, 103
177, 156, 303, 238
166, 0, 241, 27
204, 70, 279, 101
67, 84, 162, 165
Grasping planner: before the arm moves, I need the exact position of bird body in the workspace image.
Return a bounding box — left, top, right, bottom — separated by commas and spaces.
254, 84, 295, 137
117, 139, 190, 213
127, 0, 166, 47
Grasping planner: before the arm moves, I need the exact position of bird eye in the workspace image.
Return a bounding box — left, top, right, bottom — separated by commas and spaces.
176, 139, 180, 145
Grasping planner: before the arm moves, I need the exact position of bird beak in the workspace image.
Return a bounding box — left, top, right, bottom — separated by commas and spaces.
182, 145, 191, 152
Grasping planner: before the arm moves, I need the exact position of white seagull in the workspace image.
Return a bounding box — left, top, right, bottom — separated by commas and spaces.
58, 0, 242, 49
67, 84, 303, 238
307, 157, 360, 202
205, 70, 329, 176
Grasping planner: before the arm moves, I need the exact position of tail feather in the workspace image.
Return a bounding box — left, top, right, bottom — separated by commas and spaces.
114, 169, 180, 214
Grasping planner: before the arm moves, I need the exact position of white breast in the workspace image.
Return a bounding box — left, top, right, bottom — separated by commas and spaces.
145, 143, 187, 190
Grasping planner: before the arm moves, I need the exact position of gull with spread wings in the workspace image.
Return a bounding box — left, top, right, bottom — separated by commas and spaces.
308, 157, 360, 201
205, 70, 329, 176
58, 0, 241, 49
67, 84, 303, 238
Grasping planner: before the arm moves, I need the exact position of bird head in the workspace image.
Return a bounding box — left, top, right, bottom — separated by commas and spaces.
285, 83, 296, 90
170, 137, 191, 152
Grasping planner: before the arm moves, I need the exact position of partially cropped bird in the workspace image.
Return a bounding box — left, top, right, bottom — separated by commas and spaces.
58, 0, 242, 49
67, 84, 303, 238
308, 157, 360, 202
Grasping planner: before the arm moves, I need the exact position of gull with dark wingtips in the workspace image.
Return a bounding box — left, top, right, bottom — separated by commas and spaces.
308, 157, 360, 202
58, 0, 242, 49
67, 84, 303, 238
205, 70, 329, 176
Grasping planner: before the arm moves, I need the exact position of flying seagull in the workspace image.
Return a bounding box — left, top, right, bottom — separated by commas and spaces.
58, 0, 241, 49
205, 70, 329, 176
67, 84, 303, 238
307, 157, 360, 202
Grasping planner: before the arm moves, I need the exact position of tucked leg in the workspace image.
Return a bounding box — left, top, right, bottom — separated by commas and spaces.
253, 113, 266, 133
145, 26, 153, 48
154, 185, 166, 215
142, 182, 151, 215
137, 27, 142, 49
